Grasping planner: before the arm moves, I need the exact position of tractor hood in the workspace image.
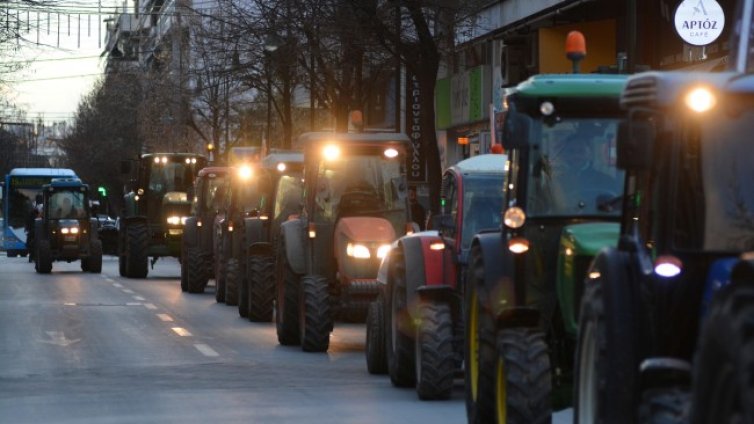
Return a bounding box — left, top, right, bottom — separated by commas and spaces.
560, 222, 620, 256
335, 216, 396, 243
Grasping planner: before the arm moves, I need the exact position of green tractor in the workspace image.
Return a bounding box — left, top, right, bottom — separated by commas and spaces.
33, 178, 103, 274
464, 73, 628, 422
573, 70, 754, 423
181, 166, 232, 293
232, 151, 304, 321
276, 132, 411, 352
119, 153, 207, 278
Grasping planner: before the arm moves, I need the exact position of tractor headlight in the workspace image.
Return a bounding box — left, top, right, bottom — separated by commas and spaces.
323, 144, 341, 161
376, 244, 391, 259
504, 206, 526, 229
346, 243, 371, 259
238, 165, 253, 180
167, 216, 188, 226
685, 86, 716, 113
60, 227, 79, 235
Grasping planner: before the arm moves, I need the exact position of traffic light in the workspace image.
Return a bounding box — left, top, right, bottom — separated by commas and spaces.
98, 186, 107, 197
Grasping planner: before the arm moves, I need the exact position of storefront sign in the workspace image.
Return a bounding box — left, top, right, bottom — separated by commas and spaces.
674, 0, 725, 46
405, 71, 426, 183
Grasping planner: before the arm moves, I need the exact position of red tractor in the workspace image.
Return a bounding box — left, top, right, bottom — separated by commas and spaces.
276, 132, 412, 352
366, 154, 506, 400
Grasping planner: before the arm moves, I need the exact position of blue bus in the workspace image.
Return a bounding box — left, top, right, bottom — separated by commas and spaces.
2, 168, 78, 257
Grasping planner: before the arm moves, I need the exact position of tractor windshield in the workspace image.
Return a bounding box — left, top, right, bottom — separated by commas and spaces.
522, 117, 624, 217
461, 175, 504, 249
48, 190, 88, 220
673, 107, 754, 252
315, 154, 407, 233
147, 158, 200, 195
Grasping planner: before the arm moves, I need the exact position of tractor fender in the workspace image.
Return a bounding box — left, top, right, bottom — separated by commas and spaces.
280, 219, 306, 275
183, 216, 199, 248
398, 231, 459, 307
416, 285, 457, 304
244, 217, 272, 255
469, 231, 517, 320
398, 235, 428, 308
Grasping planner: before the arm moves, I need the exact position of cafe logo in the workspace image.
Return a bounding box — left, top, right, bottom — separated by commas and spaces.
674, 0, 725, 46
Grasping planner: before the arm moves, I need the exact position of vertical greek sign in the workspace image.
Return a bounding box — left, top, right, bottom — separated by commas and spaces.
406, 71, 426, 183
674, 0, 725, 46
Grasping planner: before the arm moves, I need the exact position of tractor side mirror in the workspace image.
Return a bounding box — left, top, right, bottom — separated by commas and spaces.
120, 160, 133, 175
617, 120, 654, 170
501, 113, 529, 151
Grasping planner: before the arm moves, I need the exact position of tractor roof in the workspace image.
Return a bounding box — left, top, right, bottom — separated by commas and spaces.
197, 167, 231, 177
141, 153, 207, 159
621, 71, 742, 110
451, 154, 507, 175
513, 74, 628, 99
298, 132, 410, 148
46, 177, 87, 189
9, 168, 77, 177
262, 151, 304, 169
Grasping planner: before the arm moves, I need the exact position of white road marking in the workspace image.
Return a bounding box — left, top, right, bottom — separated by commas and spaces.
133, 296, 146, 301
126, 302, 142, 306
63, 302, 76, 306
171, 327, 192, 337
113, 283, 123, 288
194, 344, 219, 357
41, 331, 80, 347
144, 303, 157, 310
157, 314, 174, 322
122, 289, 134, 294
105, 278, 115, 283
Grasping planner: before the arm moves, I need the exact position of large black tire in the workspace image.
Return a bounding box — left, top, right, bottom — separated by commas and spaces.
275, 238, 301, 345
180, 246, 188, 292
494, 328, 552, 423
81, 257, 90, 272
224, 258, 240, 306
119, 254, 126, 277
36, 240, 52, 274
215, 250, 227, 303
247, 255, 275, 322
691, 282, 754, 424
88, 240, 103, 273
386, 248, 416, 387
415, 301, 455, 400
573, 252, 639, 424
365, 296, 388, 375
465, 245, 497, 423
639, 388, 690, 424
187, 248, 209, 294
299, 274, 332, 352
125, 223, 148, 278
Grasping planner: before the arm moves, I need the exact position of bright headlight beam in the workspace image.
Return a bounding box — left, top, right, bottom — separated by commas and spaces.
685, 87, 716, 113
384, 148, 399, 158
238, 165, 253, 180
377, 244, 391, 259
346, 243, 371, 259
323, 145, 341, 161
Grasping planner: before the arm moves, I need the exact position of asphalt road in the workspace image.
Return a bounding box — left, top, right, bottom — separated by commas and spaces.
0, 255, 572, 423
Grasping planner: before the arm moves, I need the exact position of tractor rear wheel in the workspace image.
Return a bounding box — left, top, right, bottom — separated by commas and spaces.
224, 258, 240, 306
299, 274, 331, 352
81, 258, 89, 272
88, 240, 103, 273
639, 388, 690, 424
125, 223, 148, 278
494, 328, 551, 423
387, 248, 415, 387
415, 301, 455, 400
186, 248, 209, 293
276, 238, 300, 345
365, 296, 388, 375
180, 247, 188, 292
36, 240, 52, 274
465, 245, 496, 423
691, 281, 754, 424
247, 255, 275, 322
215, 250, 227, 303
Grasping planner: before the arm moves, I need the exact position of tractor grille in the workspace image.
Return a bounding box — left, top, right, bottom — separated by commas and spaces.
620, 75, 658, 109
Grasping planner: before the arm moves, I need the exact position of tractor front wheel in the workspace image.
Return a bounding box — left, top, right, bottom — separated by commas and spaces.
365, 296, 388, 375
215, 251, 227, 303
125, 223, 148, 278
494, 328, 551, 423
180, 246, 188, 292
299, 274, 331, 352
691, 281, 754, 424
224, 258, 240, 306
415, 301, 455, 400
186, 248, 208, 293
386, 248, 416, 387
36, 240, 52, 274
247, 255, 275, 322
275, 239, 300, 345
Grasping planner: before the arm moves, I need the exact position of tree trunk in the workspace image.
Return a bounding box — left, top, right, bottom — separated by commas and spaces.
417, 64, 442, 215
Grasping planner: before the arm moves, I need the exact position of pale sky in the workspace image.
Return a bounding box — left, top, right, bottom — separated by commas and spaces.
3, 1, 130, 124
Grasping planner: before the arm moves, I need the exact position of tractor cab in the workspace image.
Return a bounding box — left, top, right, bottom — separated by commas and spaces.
34, 178, 102, 274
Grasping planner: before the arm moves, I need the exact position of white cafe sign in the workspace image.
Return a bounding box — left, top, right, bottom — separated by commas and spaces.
674, 0, 725, 46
